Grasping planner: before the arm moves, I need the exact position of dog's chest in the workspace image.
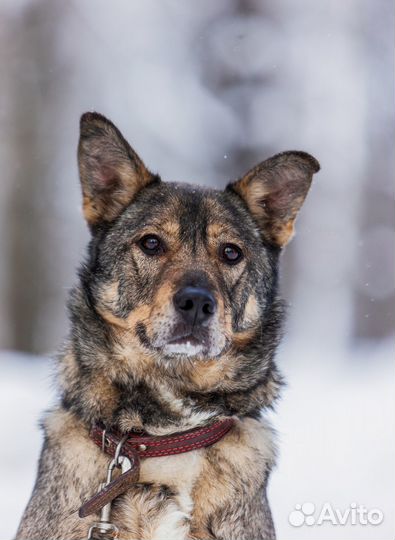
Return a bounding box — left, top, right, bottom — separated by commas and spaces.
113, 450, 205, 539
140, 450, 205, 511
33, 411, 274, 540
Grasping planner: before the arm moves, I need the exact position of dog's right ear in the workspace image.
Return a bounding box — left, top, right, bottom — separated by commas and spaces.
78, 112, 157, 228
228, 151, 320, 247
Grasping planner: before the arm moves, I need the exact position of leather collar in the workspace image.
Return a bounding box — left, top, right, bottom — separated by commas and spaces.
90, 418, 235, 460
79, 419, 234, 519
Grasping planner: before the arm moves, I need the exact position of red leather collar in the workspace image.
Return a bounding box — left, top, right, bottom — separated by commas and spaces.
91, 418, 234, 460
79, 419, 235, 519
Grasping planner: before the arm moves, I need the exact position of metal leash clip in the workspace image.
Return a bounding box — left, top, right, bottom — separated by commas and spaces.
87, 434, 131, 540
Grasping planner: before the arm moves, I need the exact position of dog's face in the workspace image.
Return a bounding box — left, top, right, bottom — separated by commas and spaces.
78, 113, 319, 364
84, 182, 273, 360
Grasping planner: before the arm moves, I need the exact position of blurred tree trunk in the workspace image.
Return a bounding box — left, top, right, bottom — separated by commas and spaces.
2, 1, 65, 353
197, 0, 300, 301
272, 0, 370, 353
352, 0, 395, 340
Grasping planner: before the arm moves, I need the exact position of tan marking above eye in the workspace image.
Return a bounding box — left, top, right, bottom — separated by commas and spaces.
206, 222, 225, 241
131, 222, 181, 253
136, 220, 180, 238
160, 220, 180, 237
207, 222, 240, 242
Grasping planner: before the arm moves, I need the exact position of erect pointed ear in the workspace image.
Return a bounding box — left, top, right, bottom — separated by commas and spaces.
228, 151, 320, 247
78, 112, 158, 227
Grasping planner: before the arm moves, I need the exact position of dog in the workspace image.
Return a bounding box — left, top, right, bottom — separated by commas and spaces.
16, 112, 319, 540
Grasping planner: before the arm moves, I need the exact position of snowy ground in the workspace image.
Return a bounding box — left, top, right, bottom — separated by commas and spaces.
1, 342, 394, 540
268, 339, 395, 540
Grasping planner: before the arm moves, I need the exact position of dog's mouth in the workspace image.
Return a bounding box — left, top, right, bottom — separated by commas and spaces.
167, 333, 202, 347
155, 326, 212, 357
149, 319, 227, 359
163, 330, 208, 356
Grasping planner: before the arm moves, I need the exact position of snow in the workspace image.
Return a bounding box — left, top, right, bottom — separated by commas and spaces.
0, 352, 55, 539
1, 343, 393, 540
268, 339, 395, 540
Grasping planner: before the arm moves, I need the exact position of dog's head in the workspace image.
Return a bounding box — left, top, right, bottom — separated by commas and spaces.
77, 112, 319, 364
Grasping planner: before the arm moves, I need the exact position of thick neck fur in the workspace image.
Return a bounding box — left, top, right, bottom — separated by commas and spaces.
58, 282, 284, 436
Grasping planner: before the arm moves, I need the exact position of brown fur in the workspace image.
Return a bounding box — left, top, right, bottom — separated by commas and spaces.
231, 151, 319, 246
16, 113, 319, 540
79, 112, 155, 226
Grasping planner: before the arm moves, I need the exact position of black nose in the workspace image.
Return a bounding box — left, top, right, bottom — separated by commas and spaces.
173, 286, 217, 326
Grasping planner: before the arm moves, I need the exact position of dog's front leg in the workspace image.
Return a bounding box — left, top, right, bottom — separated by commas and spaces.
190, 417, 277, 540
111, 483, 192, 540
15, 409, 115, 540
200, 487, 275, 540
189, 482, 275, 540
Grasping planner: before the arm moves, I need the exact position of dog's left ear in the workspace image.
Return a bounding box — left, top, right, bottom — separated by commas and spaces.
78, 112, 157, 228
228, 151, 320, 247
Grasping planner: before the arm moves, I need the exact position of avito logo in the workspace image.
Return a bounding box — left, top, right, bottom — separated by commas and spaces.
288, 502, 384, 527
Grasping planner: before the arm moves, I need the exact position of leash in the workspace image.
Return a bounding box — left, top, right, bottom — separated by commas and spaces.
80, 418, 234, 539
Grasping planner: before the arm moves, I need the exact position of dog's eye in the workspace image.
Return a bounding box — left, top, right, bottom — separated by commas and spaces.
138, 235, 164, 256
220, 243, 243, 265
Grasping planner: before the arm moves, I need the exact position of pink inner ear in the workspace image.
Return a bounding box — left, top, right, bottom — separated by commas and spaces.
264, 180, 304, 215
264, 188, 292, 215
89, 158, 119, 193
